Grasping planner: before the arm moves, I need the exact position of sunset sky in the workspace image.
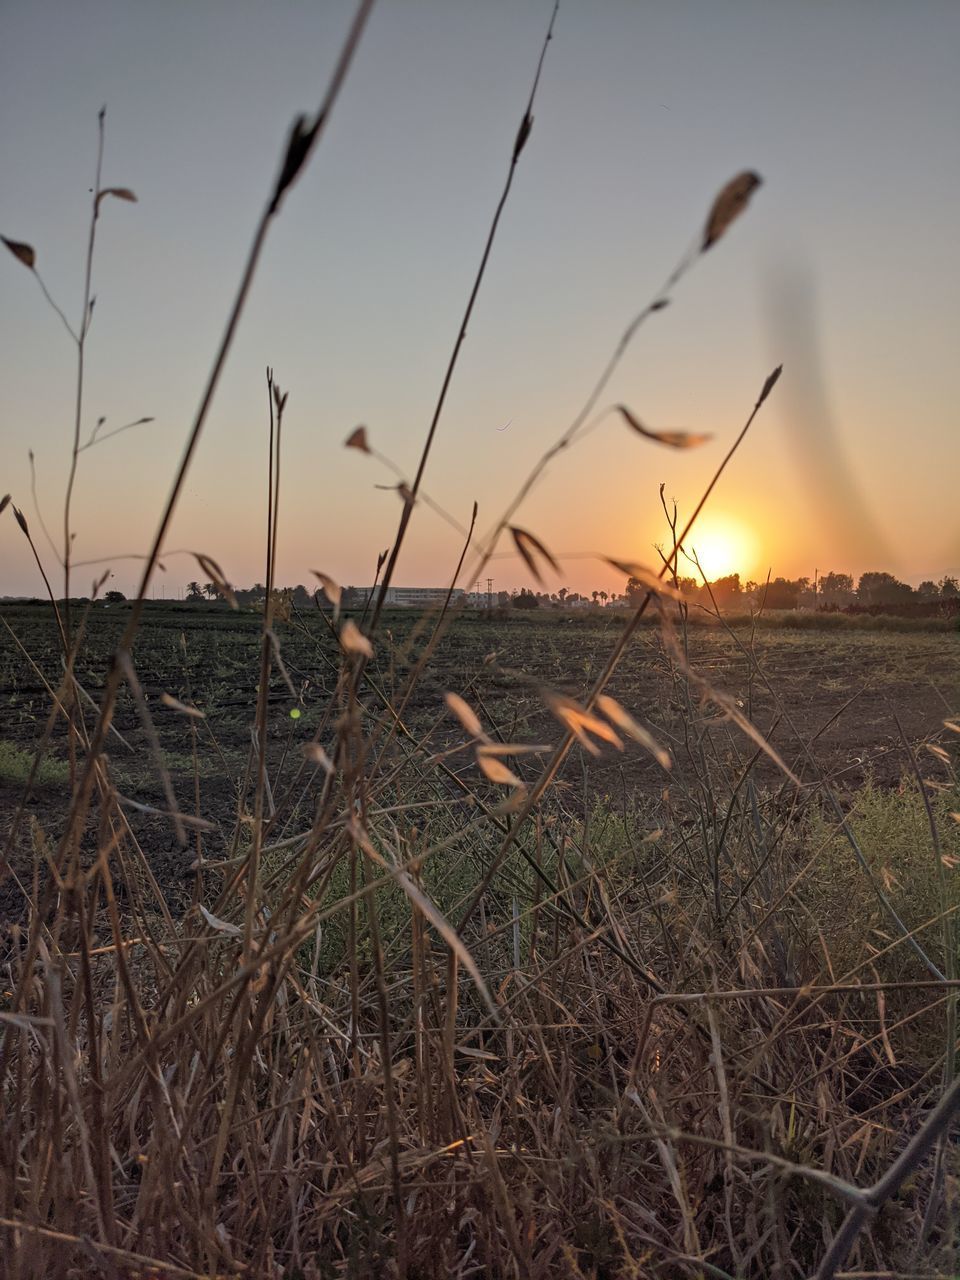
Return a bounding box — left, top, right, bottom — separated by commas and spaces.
2, 1, 958, 600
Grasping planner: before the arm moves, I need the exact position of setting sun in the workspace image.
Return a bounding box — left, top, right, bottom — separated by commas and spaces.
682, 515, 756, 582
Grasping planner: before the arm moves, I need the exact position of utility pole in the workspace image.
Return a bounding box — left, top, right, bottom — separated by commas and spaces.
486, 577, 493, 609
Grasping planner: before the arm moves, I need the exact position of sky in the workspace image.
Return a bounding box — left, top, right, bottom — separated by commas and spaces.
1, 0, 958, 600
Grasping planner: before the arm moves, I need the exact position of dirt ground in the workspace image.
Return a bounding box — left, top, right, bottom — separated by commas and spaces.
2, 601, 958, 926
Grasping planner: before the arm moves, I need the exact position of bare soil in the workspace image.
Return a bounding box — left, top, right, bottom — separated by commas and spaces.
2, 601, 958, 928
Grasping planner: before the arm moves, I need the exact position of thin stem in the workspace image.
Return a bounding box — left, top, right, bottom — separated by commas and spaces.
28, 450, 64, 564
248, 369, 279, 959
30, 267, 79, 343
77, 416, 154, 453
368, 1, 559, 636
15, 514, 68, 656
63, 106, 106, 635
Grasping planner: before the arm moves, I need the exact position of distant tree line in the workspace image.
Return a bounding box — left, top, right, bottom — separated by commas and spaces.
622, 570, 960, 615
183, 582, 318, 611
101, 572, 959, 618
166, 583, 638, 611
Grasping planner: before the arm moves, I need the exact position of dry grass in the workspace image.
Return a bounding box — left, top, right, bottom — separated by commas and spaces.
2, 6, 960, 1277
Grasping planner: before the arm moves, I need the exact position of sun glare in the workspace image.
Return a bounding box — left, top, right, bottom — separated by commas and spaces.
683, 516, 755, 582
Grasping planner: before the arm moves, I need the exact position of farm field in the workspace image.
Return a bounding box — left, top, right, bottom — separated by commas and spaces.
2, 600, 958, 919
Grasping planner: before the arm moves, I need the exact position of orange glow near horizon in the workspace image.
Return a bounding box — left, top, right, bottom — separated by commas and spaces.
682, 514, 757, 583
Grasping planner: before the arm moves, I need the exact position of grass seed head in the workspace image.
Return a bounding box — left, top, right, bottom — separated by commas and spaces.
345, 425, 371, 453
616, 405, 712, 450
1, 234, 36, 268
702, 169, 762, 251
340, 618, 373, 658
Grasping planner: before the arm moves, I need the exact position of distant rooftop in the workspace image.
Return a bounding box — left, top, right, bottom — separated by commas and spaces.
350, 586, 467, 606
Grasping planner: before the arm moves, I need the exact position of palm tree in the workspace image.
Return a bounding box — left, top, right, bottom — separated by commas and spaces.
599, 590, 608, 606
186, 581, 203, 601
203, 582, 218, 600
592, 590, 599, 606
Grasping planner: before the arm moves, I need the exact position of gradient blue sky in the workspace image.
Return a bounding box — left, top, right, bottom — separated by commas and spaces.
2, 0, 958, 598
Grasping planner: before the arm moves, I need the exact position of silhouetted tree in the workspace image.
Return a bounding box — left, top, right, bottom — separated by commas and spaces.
762, 577, 801, 610
819, 572, 856, 606
625, 577, 646, 606
513, 589, 539, 609
857, 572, 915, 607
710, 573, 743, 608
939, 576, 959, 599
186, 581, 204, 601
